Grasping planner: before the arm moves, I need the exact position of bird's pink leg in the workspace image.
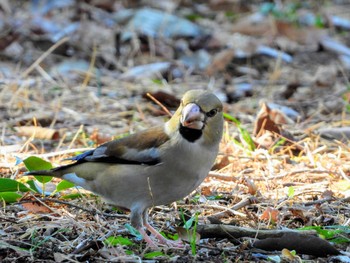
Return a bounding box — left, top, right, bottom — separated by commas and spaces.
137, 227, 158, 248
144, 221, 184, 248
136, 209, 184, 248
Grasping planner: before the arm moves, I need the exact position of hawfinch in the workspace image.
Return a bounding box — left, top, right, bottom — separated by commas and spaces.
26, 89, 224, 247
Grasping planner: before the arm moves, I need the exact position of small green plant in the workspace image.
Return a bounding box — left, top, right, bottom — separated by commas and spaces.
224, 113, 256, 152
269, 138, 286, 154
0, 177, 34, 203
314, 14, 326, 28
185, 13, 203, 22
180, 210, 199, 255
144, 251, 167, 259
23, 156, 76, 196
299, 225, 350, 244
287, 186, 295, 198
124, 223, 143, 240
152, 79, 163, 85
0, 156, 77, 204
104, 236, 134, 247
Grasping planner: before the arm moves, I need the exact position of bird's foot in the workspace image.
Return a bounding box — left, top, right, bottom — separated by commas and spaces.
138, 228, 159, 248
158, 238, 184, 248
138, 226, 184, 249
144, 222, 184, 248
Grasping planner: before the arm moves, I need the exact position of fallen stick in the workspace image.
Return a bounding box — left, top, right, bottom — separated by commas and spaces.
196, 224, 317, 239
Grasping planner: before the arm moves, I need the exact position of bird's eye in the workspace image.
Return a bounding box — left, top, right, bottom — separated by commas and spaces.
206, 109, 218, 117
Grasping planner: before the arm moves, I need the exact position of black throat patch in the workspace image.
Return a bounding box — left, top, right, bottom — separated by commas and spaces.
179, 125, 203, 142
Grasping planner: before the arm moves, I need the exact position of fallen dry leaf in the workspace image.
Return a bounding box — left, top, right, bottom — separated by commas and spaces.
206, 49, 235, 76
260, 207, 279, 223
21, 201, 53, 214
15, 126, 59, 140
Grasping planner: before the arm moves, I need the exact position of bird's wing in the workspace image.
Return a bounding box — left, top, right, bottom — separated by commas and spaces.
69, 126, 170, 165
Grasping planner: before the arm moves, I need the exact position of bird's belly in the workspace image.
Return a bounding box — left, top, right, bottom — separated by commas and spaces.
149, 158, 214, 205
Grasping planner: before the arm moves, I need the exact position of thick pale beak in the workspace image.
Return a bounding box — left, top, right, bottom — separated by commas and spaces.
180, 103, 205, 130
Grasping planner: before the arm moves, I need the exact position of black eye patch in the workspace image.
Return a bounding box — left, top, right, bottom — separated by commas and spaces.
206, 109, 218, 118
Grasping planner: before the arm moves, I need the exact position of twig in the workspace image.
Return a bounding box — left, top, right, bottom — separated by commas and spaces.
146, 93, 172, 117
270, 169, 341, 179
303, 196, 335, 206
21, 37, 69, 77
80, 44, 97, 90
0, 216, 18, 224
208, 197, 256, 219
208, 171, 238, 181
180, 203, 247, 218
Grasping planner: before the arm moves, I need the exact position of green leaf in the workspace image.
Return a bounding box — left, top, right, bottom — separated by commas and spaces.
183, 216, 196, 230
55, 180, 75, 193
144, 251, 166, 259
232, 138, 243, 148
185, 13, 203, 22
287, 186, 295, 198
223, 112, 240, 124
104, 236, 134, 247
239, 127, 256, 151
61, 193, 85, 199
26, 180, 41, 193
152, 79, 162, 85
207, 195, 223, 200
326, 225, 350, 234
190, 213, 199, 255
0, 192, 22, 203
124, 224, 143, 239
224, 113, 255, 152
165, 232, 178, 241
0, 178, 31, 192
299, 226, 325, 234
329, 236, 350, 244
314, 14, 325, 28
34, 176, 53, 184
299, 226, 340, 239
23, 156, 53, 171
23, 157, 53, 184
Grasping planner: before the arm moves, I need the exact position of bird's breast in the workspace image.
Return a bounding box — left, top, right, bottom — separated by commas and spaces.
148, 139, 217, 205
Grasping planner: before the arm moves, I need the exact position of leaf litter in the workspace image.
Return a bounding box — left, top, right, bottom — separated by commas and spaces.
1, 0, 350, 262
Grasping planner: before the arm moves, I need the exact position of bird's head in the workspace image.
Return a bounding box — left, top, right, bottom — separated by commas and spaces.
167, 90, 224, 145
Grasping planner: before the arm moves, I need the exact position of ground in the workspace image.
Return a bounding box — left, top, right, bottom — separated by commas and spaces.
0, 0, 350, 262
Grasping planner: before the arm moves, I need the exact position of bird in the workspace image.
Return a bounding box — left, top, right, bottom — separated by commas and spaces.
26, 89, 224, 247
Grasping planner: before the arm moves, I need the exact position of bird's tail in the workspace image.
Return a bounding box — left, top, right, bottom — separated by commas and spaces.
25, 162, 77, 178
25, 170, 57, 176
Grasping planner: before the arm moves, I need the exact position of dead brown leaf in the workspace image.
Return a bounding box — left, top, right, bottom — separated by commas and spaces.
15, 126, 59, 140
206, 49, 235, 76
21, 201, 53, 214
260, 207, 279, 223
